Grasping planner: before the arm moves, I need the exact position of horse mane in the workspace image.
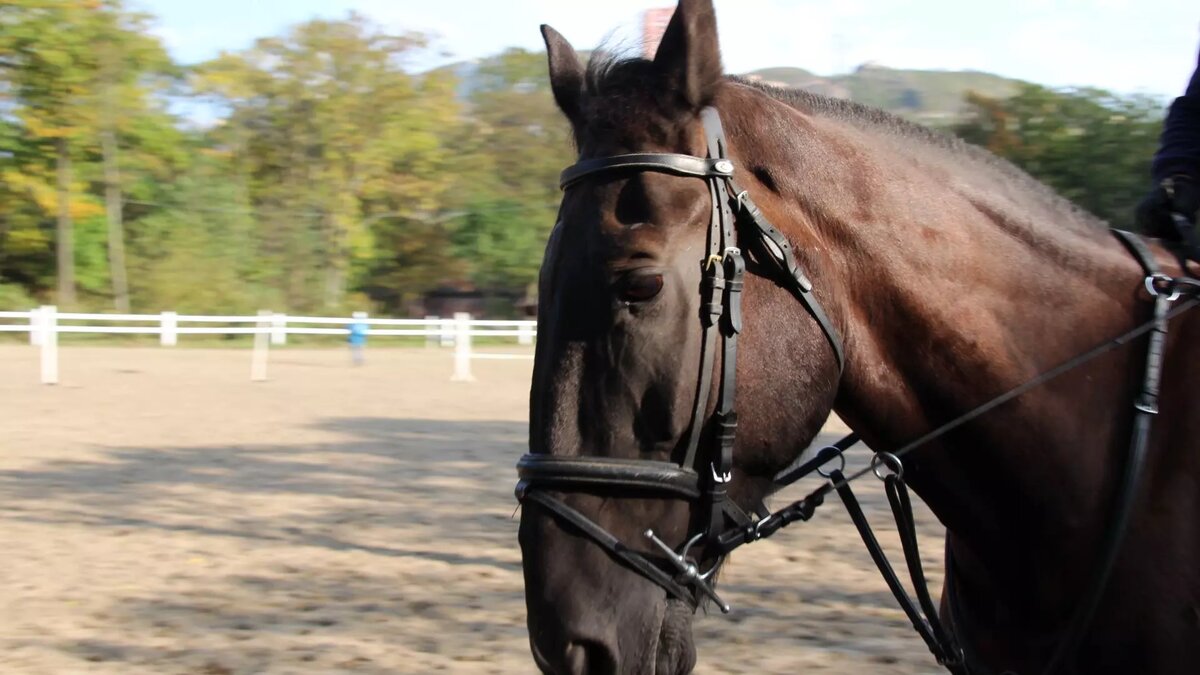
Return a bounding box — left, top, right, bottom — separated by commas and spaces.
582, 53, 1109, 233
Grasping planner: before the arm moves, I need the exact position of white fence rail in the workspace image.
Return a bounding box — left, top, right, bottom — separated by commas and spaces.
1, 306, 536, 385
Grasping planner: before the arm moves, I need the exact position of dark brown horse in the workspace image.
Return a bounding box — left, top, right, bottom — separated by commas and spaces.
516, 1, 1200, 673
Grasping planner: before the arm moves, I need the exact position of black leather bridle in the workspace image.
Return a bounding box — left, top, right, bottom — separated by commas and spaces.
514, 105, 1200, 675
516, 107, 844, 612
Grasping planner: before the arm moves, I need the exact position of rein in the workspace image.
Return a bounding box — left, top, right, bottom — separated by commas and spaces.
515, 104, 1200, 673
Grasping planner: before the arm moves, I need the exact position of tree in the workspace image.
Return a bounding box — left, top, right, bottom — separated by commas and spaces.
126, 157, 263, 314
954, 85, 1164, 226
0, 0, 177, 310
91, 2, 177, 312
448, 48, 574, 299
193, 13, 463, 312
0, 117, 54, 302
0, 0, 113, 307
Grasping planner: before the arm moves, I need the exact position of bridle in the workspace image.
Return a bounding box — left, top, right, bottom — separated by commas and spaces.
514, 105, 1200, 675
516, 106, 844, 612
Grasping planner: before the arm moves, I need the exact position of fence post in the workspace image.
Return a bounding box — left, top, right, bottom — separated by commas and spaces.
451, 312, 474, 382
161, 311, 178, 346
518, 321, 535, 346
424, 315, 438, 348
40, 305, 58, 385
439, 317, 454, 347
251, 309, 270, 382
29, 306, 41, 346
271, 313, 287, 345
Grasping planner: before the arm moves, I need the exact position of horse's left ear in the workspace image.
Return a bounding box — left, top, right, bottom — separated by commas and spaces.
652, 0, 723, 109
541, 24, 585, 122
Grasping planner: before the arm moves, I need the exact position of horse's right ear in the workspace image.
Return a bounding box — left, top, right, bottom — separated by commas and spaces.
541, 24, 585, 122
652, 0, 722, 110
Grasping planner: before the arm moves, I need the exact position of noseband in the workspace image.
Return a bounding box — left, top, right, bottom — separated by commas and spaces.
515, 107, 844, 611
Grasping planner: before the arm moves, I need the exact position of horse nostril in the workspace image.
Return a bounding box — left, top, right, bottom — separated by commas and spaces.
565, 639, 618, 675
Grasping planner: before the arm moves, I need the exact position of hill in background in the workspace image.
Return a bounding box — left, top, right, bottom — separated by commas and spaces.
741, 62, 1023, 126
448, 56, 1026, 127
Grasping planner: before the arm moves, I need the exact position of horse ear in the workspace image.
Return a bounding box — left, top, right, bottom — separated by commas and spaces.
652, 0, 723, 109
541, 24, 585, 122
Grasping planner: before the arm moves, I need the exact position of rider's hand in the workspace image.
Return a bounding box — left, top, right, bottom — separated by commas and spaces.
1136, 174, 1200, 240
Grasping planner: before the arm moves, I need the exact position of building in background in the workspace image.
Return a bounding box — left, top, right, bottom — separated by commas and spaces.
642, 7, 673, 58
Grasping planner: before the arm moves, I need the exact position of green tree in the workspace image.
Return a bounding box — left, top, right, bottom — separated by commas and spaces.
0, 116, 55, 299
127, 157, 264, 314
2, 7, 579, 318
450, 197, 548, 291
955, 84, 1163, 226
193, 13, 462, 312
91, 2, 178, 312
1, 0, 105, 307
0, 0, 180, 310
448, 48, 574, 300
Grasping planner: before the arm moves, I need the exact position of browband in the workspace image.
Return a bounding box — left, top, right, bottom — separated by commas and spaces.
560, 153, 735, 190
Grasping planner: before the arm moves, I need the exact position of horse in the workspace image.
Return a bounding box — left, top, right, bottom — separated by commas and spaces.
515, 1, 1200, 673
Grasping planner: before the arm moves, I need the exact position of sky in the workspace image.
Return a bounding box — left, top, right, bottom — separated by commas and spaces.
136, 0, 1199, 99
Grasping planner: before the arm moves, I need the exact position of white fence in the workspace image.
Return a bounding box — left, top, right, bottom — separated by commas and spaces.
0, 307, 536, 385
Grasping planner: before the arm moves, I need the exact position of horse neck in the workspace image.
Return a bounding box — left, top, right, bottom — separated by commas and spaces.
726, 87, 1151, 554
830, 195, 1142, 537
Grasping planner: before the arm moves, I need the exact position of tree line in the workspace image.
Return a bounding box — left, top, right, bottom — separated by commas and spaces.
0, 1, 1168, 316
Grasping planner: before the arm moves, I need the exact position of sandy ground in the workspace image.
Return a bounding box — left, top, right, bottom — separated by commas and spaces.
0, 345, 947, 674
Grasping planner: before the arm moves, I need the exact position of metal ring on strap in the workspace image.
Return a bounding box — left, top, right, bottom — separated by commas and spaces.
816, 446, 848, 478
1145, 273, 1182, 302
871, 452, 905, 481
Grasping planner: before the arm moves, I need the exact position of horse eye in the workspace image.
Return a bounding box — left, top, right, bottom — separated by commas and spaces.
617, 273, 664, 303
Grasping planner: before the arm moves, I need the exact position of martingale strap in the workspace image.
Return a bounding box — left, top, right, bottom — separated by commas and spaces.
1036, 229, 1169, 675
831, 468, 966, 672
885, 475, 961, 667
